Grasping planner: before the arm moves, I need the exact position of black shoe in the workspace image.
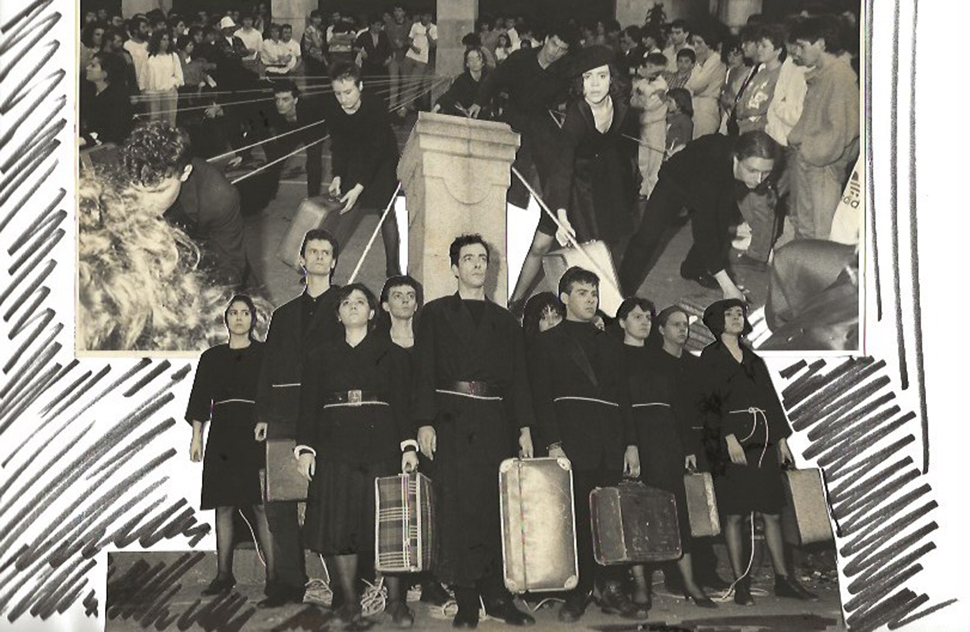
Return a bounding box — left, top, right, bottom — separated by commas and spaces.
558, 592, 589, 623
257, 591, 290, 609
733, 577, 754, 606
680, 263, 720, 290
598, 582, 650, 619
420, 581, 450, 607
684, 591, 718, 609
201, 575, 235, 596
452, 607, 479, 629
485, 597, 535, 626
775, 575, 820, 601
386, 600, 414, 628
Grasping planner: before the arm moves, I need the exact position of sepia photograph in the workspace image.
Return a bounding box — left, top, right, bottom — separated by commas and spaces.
6, 0, 967, 631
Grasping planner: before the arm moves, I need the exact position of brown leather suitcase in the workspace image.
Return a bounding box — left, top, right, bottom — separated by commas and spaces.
375, 472, 435, 573
262, 438, 308, 502
591, 481, 682, 564
277, 195, 343, 268
499, 458, 579, 593
684, 471, 721, 538
781, 467, 834, 546
543, 240, 622, 317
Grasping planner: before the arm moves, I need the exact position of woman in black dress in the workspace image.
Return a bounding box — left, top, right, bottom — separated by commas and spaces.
295, 284, 417, 626
433, 47, 490, 117
616, 298, 715, 609
187, 295, 275, 596
699, 299, 815, 605
508, 45, 639, 310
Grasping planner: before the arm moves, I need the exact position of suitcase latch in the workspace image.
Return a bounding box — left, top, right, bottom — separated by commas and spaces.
348, 389, 362, 405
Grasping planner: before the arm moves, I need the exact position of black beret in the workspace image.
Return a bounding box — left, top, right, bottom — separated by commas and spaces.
568, 45, 616, 77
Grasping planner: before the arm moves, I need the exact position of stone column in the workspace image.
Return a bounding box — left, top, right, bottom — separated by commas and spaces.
272, 0, 315, 47
432, 0, 478, 105
398, 112, 520, 304
718, 0, 764, 31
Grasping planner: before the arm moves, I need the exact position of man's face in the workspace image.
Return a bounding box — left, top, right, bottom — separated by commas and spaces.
676, 56, 694, 74
661, 312, 689, 346
505, 18, 516, 30
109, 34, 124, 51
268, 26, 280, 40
670, 26, 687, 46
690, 35, 710, 60
332, 77, 362, 112
137, 21, 150, 38
300, 239, 335, 277
274, 91, 298, 116
622, 306, 652, 340
383, 285, 417, 320
741, 39, 758, 59
561, 281, 598, 322
130, 165, 192, 216
791, 38, 823, 67
641, 61, 665, 79
466, 50, 484, 73
756, 38, 781, 64
724, 306, 746, 335
311, 15, 322, 27
226, 301, 253, 337
281, 27, 292, 42
393, 7, 405, 22
542, 35, 570, 63
92, 28, 105, 48
338, 289, 374, 328
734, 155, 775, 189
452, 243, 488, 289
242, 17, 254, 29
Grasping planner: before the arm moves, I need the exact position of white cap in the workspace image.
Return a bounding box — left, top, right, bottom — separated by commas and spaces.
219, 16, 237, 29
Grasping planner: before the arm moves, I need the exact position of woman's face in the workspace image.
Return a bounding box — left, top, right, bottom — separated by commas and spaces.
622, 306, 652, 341
691, 35, 710, 61
226, 301, 254, 336
184, 40, 195, 55
756, 38, 781, 64
666, 96, 677, 113
159, 33, 170, 52
660, 311, 690, 347
724, 306, 746, 336
734, 155, 775, 189
582, 64, 611, 104
538, 306, 562, 333
727, 48, 743, 68
466, 49, 484, 72
85, 58, 105, 83
92, 27, 105, 48
338, 290, 374, 328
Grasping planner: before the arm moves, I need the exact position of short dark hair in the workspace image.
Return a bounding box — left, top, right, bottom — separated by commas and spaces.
462, 32, 482, 48
676, 48, 696, 63
381, 274, 424, 309
670, 19, 690, 32
617, 296, 656, 323
622, 25, 641, 41
558, 266, 599, 298
735, 129, 781, 163
790, 16, 842, 53
309, 10, 321, 19
656, 305, 689, 329
334, 283, 380, 331
329, 61, 362, 85
224, 294, 258, 339
449, 234, 490, 267
122, 122, 192, 188
522, 291, 564, 338
128, 16, 148, 34
759, 24, 789, 61
281, 24, 292, 32
643, 52, 667, 68
300, 228, 339, 261
272, 79, 300, 98
691, 23, 724, 50
739, 23, 763, 45
546, 20, 580, 51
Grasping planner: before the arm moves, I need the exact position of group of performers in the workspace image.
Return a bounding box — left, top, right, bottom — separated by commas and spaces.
186, 230, 819, 629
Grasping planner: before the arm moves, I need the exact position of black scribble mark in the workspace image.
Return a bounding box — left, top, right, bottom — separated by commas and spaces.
43, 365, 111, 421
0, 95, 65, 173
83, 589, 98, 617
1, 259, 53, 322
889, 0, 908, 394
0, 139, 60, 215
779, 358, 955, 630
40, 369, 91, 416
9, 217, 65, 277
888, 598, 961, 630
907, 0, 930, 475
7, 286, 51, 340
0, 247, 55, 309
175, 592, 257, 632
29, 558, 95, 620
6, 187, 63, 254
3, 308, 53, 372
86, 418, 176, 480
0, 342, 61, 434
779, 359, 806, 380
864, 0, 880, 320
124, 360, 173, 397
0, 10, 59, 81
0, 362, 61, 437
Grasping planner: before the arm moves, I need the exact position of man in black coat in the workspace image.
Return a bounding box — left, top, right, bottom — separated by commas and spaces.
528, 266, 646, 623
253, 228, 343, 608
412, 234, 535, 629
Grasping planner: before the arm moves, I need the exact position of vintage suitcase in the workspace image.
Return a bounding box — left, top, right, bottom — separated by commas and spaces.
277, 195, 343, 269
499, 458, 579, 593
263, 438, 308, 502
781, 467, 834, 546
684, 471, 721, 538
375, 472, 434, 573
590, 481, 682, 564
542, 240, 622, 317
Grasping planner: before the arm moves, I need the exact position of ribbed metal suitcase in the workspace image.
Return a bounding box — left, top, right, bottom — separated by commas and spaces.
262, 438, 308, 502
684, 471, 720, 537
542, 240, 622, 317
499, 458, 579, 593
375, 472, 435, 573
277, 195, 343, 268
591, 481, 682, 564
781, 467, 834, 545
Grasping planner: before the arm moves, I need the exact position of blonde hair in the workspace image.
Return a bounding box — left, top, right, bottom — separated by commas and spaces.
77, 171, 269, 351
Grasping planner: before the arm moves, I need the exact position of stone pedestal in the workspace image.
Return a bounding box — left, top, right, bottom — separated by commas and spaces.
398, 112, 520, 304
432, 0, 478, 105
272, 0, 315, 47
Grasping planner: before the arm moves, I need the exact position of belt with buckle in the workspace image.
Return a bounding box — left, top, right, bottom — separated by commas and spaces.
437, 381, 503, 398
323, 389, 385, 406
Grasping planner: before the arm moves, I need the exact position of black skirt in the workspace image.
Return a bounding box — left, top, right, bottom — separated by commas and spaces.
634, 403, 691, 552
713, 442, 786, 515
304, 456, 400, 556
201, 406, 264, 510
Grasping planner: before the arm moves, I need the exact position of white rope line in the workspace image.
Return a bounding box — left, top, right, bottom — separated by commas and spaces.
207, 118, 327, 163
510, 165, 624, 300
230, 133, 331, 185
553, 396, 619, 407
133, 84, 338, 117
346, 181, 403, 283
213, 398, 255, 405
435, 389, 503, 402
237, 508, 266, 568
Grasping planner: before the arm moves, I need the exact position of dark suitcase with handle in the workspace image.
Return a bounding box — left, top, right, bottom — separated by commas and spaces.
590, 480, 682, 564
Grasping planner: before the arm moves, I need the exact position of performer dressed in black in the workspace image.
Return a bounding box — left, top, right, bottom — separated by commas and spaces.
528, 267, 646, 623
253, 229, 343, 608
616, 298, 715, 609
699, 299, 818, 605
296, 284, 417, 627
258, 80, 327, 200
412, 235, 536, 629
323, 62, 402, 278
652, 305, 730, 590
187, 295, 274, 597
434, 47, 489, 117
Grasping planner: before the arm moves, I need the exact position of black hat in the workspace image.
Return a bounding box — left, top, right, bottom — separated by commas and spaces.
568, 45, 616, 77
702, 298, 753, 338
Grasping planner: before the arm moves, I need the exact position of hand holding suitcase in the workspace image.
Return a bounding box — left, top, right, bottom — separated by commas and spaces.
277, 194, 343, 269
375, 472, 435, 573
